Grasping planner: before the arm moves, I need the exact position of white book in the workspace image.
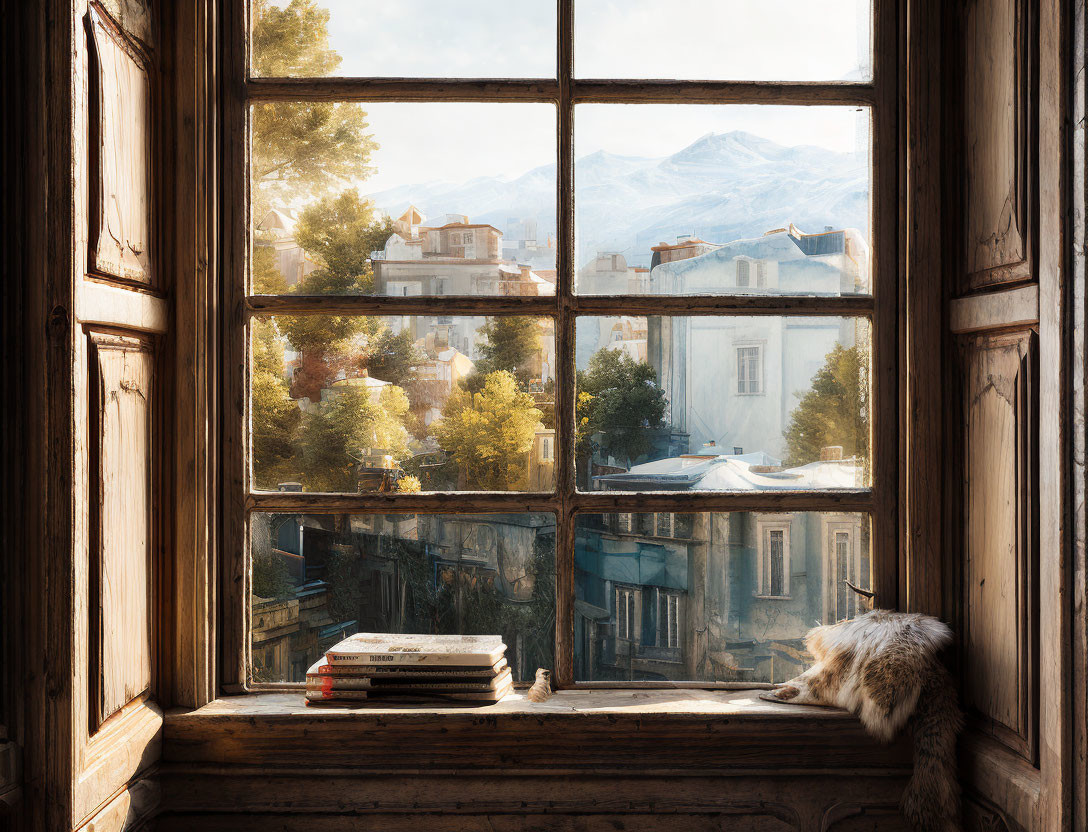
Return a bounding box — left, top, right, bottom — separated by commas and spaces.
324, 633, 506, 667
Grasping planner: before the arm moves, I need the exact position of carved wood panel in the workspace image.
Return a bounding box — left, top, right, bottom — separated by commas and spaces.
960, 0, 1034, 292
90, 331, 154, 726
958, 330, 1038, 761
88, 6, 152, 284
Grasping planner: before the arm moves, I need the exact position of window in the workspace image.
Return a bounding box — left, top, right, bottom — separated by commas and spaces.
736, 259, 750, 287
736, 345, 763, 395
615, 586, 636, 641
655, 512, 674, 537
229, 0, 890, 691
823, 516, 868, 623
657, 591, 680, 649
756, 517, 792, 598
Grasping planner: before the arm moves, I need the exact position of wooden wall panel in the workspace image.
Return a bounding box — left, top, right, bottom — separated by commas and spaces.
90, 332, 154, 725
88, 7, 151, 285
958, 330, 1037, 761
960, 0, 1033, 292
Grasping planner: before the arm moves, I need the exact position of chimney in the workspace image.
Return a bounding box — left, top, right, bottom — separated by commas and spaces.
820, 445, 844, 461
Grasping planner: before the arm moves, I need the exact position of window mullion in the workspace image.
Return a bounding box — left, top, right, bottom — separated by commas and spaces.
554, 0, 576, 689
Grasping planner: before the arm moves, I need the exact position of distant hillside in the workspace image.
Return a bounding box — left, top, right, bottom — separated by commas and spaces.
364, 131, 869, 268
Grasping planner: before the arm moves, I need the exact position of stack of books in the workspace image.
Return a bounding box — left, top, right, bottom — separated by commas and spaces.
305, 633, 512, 705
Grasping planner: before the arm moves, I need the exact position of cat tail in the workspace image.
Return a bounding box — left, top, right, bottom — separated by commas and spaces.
900, 661, 963, 832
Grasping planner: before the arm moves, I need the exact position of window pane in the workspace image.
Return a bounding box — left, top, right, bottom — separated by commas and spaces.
250, 102, 556, 297
251, 315, 555, 492
574, 105, 871, 295
251, 512, 555, 683
575, 512, 870, 683
576, 316, 870, 489
251, 0, 555, 78
575, 0, 871, 82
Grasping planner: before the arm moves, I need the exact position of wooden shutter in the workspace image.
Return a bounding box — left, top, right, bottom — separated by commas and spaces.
942, 0, 1070, 827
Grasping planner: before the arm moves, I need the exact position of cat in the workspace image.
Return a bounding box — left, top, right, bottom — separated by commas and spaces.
761, 608, 963, 832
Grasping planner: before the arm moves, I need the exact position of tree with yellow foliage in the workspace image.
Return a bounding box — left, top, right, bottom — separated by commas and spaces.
431, 371, 543, 491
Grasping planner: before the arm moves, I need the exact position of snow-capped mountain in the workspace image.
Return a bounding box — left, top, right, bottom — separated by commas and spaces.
363, 131, 869, 268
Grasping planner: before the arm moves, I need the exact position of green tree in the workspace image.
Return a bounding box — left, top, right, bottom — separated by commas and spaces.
783, 344, 869, 467
576, 349, 668, 468
251, 319, 301, 488
461, 316, 541, 394
294, 189, 395, 295
252, 242, 289, 294
296, 384, 411, 492
365, 327, 423, 389
431, 371, 543, 491
250, 1, 378, 214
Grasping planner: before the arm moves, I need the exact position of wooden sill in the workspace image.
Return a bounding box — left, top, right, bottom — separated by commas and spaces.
163, 689, 913, 774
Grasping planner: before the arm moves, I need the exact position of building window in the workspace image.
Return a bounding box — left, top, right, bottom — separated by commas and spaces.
655, 512, 674, 537
616, 513, 633, 533
615, 585, 636, 640
823, 518, 865, 623
736, 258, 750, 287
657, 591, 680, 649
755, 260, 766, 288
757, 517, 792, 598
736, 344, 763, 394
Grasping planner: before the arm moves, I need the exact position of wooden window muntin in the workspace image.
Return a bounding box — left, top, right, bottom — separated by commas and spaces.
223, 0, 898, 691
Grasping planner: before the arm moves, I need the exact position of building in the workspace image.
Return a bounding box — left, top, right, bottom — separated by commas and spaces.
575, 452, 869, 684
645, 224, 869, 460
253, 207, 320, 288
646, 224, 870, 296
578, 251, 651, 295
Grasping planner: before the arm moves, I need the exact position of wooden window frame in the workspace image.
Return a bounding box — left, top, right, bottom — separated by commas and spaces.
219, 0, 900, 693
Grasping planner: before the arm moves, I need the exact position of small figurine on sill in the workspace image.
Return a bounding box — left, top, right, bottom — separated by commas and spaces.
761, 587, 963, 832
527, 667, 553, 702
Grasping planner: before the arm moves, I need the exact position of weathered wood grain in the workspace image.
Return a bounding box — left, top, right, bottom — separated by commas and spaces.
88, 7, 152, 284
245, 77, 877, 106
958, 330, 1036, 761
949, 285, 1040, 335
79, 280, 168, 335
155, 770, 908, 832
91, 332, 154, 725
961, 0, 1033, 290
163, 691, 912, 773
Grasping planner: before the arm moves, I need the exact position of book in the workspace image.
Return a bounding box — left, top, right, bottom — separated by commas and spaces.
306, 667, 513, 694
324, 633, 506, 667
305, 679, 513, 704
307, 655, 508, 679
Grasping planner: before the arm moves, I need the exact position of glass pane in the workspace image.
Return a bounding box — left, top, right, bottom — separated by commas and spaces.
576, 316, 870, 489
252, 315, 556, 492
251, 102, 556, 297
574, 105, 871, 295
575, 0, 871, 82
251, 0, 555, 78
251, 512, 555, 683
575, 511, 871, 683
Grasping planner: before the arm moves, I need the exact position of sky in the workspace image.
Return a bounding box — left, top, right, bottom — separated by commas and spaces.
262, 0, 871, 192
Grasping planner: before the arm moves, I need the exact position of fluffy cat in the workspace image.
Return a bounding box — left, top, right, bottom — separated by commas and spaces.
761, 609, 963, 832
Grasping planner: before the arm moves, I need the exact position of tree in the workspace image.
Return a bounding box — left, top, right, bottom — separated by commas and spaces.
294, 189, 395, 295
431, 371, 543, 491
461, 316, 541, 394
250, 319, 301, 488
252, 242, 289, 294
250, 1, 378, 214
296, 384, 411, 492
783, 344, 869, 467
576, 349, 668, 468
364, 327, 423, 389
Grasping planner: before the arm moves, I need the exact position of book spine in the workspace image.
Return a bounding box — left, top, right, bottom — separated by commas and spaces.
325, 651, 501, 667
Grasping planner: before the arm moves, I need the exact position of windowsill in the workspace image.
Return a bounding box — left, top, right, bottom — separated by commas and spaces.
163, 689, 912, 773
753, 594, 793, 600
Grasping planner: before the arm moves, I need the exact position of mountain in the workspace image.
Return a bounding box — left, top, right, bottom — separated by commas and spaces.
363, 131, 869, 269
